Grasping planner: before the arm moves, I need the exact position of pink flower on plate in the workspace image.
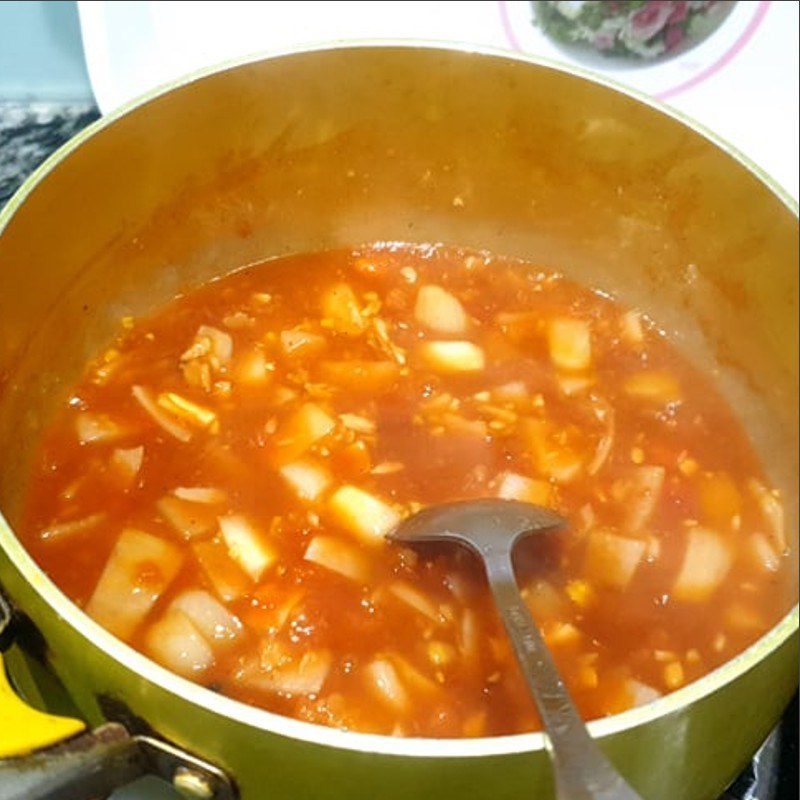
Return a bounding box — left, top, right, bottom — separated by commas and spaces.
668, 1, 690, 25
629, 1, 674, 41
594, 31, 616, 50
664, 23, 686, 51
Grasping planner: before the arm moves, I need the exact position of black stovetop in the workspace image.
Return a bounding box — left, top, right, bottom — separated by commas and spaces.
0, 99, 797, 800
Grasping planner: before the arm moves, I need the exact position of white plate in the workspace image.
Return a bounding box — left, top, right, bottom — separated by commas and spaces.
77, 0, 798, 198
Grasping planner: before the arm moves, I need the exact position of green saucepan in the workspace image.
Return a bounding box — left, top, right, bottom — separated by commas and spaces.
0, 44, 797, 800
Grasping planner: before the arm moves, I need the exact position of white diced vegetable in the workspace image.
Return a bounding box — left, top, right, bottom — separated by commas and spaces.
304, 535, 369, 583
40, 513, 107, 542
547, 318, 592, 371
495, 471, 552, 507
327, 485, 401, 544
239, 648, 333, 696
279, 458, 332, 502
76, 412, 126, 445
144, 609, 214, 677
419, 341, 485, 374
364, 658, 409, 712
673, 527, 732, 602
747, 479, 787, 552
172, 486, 227, 504
321, 282, 366, 336
584, 528, 646, 590
624, 678, 662, 708
388, 581, 440, 622
459, 610, 480, 662
171, 589, 243, 650
192, 539, 252, 602
620, 310, 644, 344
85, 529, 183, 640
414, 285, 469, 334
623, 372, 681, 404
157, 495, 217, 540
272, 402, 336, 464
132, 385, 192, 442
109, 446, 144, 488
218, 515, 277, 581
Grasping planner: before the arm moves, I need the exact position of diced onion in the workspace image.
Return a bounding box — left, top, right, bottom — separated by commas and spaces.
623, 372, 681, 404
747, 479, 787, 552
40, 513, 107, 542
196, 325, 233, 364
173, 486, 227, 504
747, 532, 781, 574
157, 392, 217, 430
75, 412, 125, 445
280, 328, 327, 358
132, 385, 192, 442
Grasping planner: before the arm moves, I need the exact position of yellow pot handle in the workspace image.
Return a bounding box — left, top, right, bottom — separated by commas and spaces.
0, 649, 85, 758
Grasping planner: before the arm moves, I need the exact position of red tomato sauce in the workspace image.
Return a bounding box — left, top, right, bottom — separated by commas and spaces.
19, 245, 795, 737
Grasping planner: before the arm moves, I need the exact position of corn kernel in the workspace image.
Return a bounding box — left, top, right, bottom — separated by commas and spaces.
565, 579, 594, 608
678, 457, 699, 477
664, 661, 685, 690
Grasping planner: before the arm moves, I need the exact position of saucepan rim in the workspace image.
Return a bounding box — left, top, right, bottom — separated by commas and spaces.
0, 40, 797, 760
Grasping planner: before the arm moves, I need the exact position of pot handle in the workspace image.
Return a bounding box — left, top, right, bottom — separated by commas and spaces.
0, 595, 237, 799
0, 598, 86, 760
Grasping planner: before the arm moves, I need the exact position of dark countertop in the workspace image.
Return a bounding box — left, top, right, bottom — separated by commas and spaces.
0, 100, 99, 207
0, 99, 796, 800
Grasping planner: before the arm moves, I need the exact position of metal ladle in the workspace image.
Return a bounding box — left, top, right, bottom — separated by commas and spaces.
391, 499, 643, 800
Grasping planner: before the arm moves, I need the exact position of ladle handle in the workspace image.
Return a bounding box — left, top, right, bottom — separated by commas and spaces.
484, 551, 643, 800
